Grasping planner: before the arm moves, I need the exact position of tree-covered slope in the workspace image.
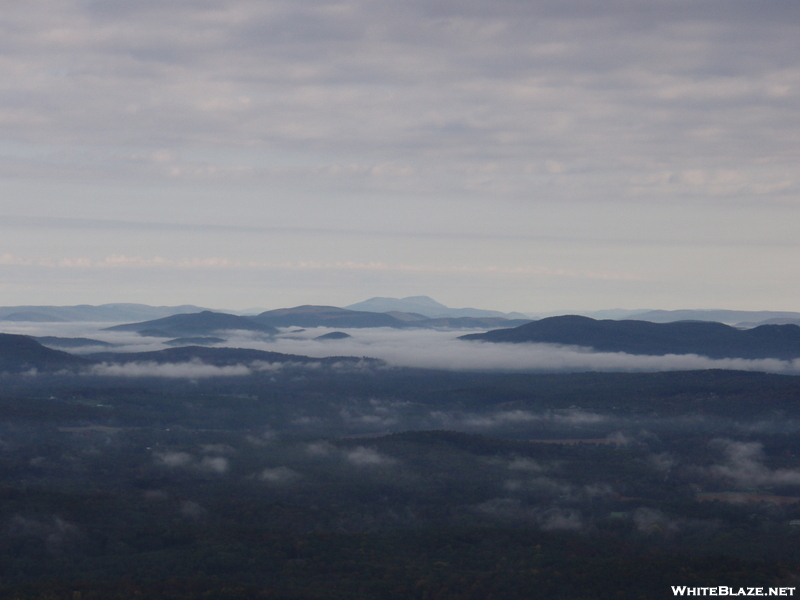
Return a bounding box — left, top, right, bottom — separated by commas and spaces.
0, 334, 91, 372
461, 315, 800, 359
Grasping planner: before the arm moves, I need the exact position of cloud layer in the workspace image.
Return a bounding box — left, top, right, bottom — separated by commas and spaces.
2, 1, 799, 309
6, 322, 800, 376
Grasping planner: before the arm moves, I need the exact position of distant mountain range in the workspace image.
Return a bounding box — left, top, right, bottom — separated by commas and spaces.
386, 313, 532, 329
0, 303, 208, 323
345, 296, 530, 319
460, 315, 800, 360
623, 309, 800, 326
3, 299, 799, 330
95, 305, 531, 337
529, 309, 800, 327
252, 305, 409, 329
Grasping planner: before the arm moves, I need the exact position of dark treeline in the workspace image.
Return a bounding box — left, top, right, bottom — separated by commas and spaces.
3, 367, 800, 597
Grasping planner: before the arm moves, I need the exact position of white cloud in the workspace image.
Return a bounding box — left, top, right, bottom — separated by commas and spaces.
226, 327, 800, 374
199, 456, 229, 474
703, 439, 800, 487
156, 451, 194, 468
156, 450, 229, 474
508, 457, 545, 472
259, 466, 301, 483
346, 446, 395, 467
8, 321, 800, 377
201, 444, 236, 455
180, 500, 207, 519
306, 441, 335, 456
89, 360, 251, 378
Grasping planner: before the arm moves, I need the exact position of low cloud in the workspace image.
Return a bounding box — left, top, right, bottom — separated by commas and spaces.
346, 446, 396, 467
10, 322, 800, 376
703, 439, 800, 487
505, 477, 572, 496
199, 456, 229, 474
539, 509, 583, 532
222, 328, 800, 374
180, 501, 207, 519
201, 444, 236, 455
156, 451, 229, 474
474, 498, 583, 531
434, 408, 608, 431
631, 507, 718, 537
340, 404, 400, 429
259, 466, 302, 484
633, 507, 676, 534
7, 515, 82, 554
650, 452, 677, 473
508, 457, 546, 472
306, 441, 335, 456
157, 451, 194, 468
89, 360, 251, 378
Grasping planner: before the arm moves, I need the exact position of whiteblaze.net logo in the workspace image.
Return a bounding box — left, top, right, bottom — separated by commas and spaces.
672, 587, 795, 597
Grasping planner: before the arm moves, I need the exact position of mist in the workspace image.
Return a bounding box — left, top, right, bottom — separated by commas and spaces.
6, 321, 800, 375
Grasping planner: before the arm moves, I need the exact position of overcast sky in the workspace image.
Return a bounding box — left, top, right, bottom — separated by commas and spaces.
1, 0, 799, 313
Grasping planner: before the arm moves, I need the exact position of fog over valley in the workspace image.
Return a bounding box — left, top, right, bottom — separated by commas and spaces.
5, 320, 800, 376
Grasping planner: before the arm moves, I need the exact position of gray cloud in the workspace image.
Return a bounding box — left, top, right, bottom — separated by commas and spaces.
1, 0, 797, 201
2, 0, 800, 311
474, 498, 583, 530
650, 452, 677, 473
6, 515, 82, 554
4, 0, 797, 170
507, 457, 546, 472
180, 500, 207, 519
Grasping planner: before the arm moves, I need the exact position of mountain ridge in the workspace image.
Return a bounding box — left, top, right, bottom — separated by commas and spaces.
460, 315, 800, 360
0, 303, 209, 323
104, 311, 279, 336
87, 346, 380, 367
345, 296, 529, 319
0, 333, 92, 372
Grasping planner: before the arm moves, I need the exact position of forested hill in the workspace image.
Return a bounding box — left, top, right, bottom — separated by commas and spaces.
100, 305, 534, 336
104, 311, 279, 336
86, 345, 381, 367
0, 333, 91, 372
251, 305, 411, 328
460, 315, 800, 360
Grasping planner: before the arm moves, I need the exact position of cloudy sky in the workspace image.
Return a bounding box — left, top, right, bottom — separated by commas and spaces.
1, 0, 799, 313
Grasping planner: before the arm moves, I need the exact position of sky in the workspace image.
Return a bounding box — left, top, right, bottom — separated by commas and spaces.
1, 0, 799, 313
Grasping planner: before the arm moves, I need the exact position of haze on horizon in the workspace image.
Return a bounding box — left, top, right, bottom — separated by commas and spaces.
1, 0, 799, 313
